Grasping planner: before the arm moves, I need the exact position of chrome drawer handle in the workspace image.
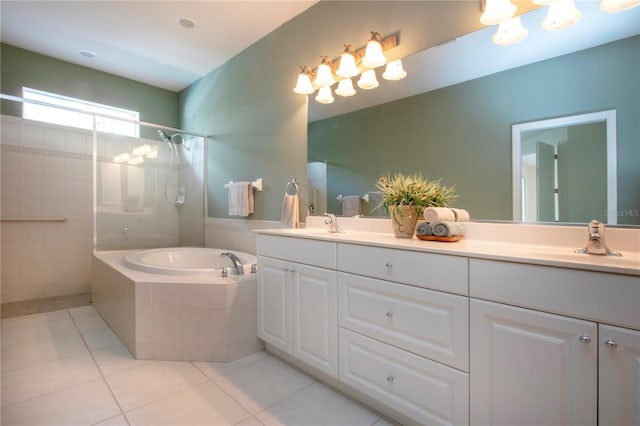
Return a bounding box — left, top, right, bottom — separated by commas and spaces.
387, 376, 394, 383
385, 262, 393, 267
385, 311, 394, 318
604, 339, 618, 349
578, 335, 591, 344
283, 267, 290, 272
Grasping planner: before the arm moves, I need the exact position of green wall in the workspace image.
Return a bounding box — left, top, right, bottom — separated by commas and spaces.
179, 1, 487, 220
309, 36, 639, 224
1, 43, 180, 135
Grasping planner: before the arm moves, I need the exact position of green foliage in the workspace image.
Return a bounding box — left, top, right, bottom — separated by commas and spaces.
375, 172, 458, 216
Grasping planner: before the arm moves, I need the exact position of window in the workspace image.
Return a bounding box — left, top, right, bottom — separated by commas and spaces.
22, 87, 140, 137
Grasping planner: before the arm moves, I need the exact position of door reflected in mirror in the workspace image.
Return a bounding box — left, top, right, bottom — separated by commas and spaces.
512, 110, 617, 224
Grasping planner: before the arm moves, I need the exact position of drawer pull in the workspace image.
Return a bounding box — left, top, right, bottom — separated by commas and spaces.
283, 267, 290, 272
578, 335, 591, 344
290, 268, 296, 273
385, 262, 393, 267
386, 376, 394, 383
604, 339, 618, 349
385, 311, 394, 318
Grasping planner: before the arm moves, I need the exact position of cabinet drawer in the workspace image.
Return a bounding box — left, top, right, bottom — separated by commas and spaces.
337, 243, 468, 295
338, 272, 468, 371
339, 328, 469, 426
257, 235, 336, 269
470, 259, 640, 329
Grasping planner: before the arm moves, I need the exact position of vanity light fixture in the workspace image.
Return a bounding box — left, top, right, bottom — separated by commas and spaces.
315, 86, 335, 104
382, 60, 407, 81
357, 69, 379, 90
493, 16, 529, 45
361, 32, 387, 68
293, 66, 315, 95
600, 0, 640, 12
335, 78, 356, 97
314, 56, 336, 88
336, 45, 360, 78
542, 0, 582, 31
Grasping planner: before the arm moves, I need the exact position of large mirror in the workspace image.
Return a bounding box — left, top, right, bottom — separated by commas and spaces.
307, 2, 639, 226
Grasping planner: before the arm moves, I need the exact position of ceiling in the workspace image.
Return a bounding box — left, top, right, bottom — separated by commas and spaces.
0, 1, 317, 92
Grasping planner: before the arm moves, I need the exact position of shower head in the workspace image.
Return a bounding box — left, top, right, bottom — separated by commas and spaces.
158, 129, 176, 144
157, 129, 189, 151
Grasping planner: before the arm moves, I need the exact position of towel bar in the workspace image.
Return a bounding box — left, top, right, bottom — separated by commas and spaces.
337, 194, 370, 203
225, 178, 262, 191
1, 217, 68, 223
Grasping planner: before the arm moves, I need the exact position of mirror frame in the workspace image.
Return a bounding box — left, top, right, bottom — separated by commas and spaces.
511, 109, 617, 224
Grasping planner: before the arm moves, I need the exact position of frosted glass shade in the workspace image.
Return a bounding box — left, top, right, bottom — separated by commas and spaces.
480, 0, 517, 25
357, 69, 379, 90
314, 58, 336, 87
293, 72, 314, 95
362, 36, 387, 68
382, 60, 407, 81
493, 16, 528, 46
542, 1, 583, 31
335, 78, 356, 97
336, 48, 360, 78
315, 86, 334, 104
600, 0, 640, 12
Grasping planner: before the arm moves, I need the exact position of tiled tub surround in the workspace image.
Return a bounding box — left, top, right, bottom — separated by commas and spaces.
92, 250, 263, 362
0, 115, 205, 303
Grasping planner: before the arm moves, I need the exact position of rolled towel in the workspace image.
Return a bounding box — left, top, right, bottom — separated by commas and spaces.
415, 222, 433, 236
424, 207, 456, 223
450, 208, 470, 222
431, 221, 465, 237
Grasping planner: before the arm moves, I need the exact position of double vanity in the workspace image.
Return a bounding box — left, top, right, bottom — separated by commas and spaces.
255, 219, 639, 425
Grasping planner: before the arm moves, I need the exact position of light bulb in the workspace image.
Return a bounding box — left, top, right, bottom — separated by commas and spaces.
493, 16, 528, 46
480, 0, 517, 25
357, 69, 379, 90
362, 32, 387, 69
336, 45, 360, 78
335, 78, 356, 97
315, 86, 335, 104
314, 56, 336, 87
382, 60, 407, 81
293, 66, 314, 95
542, 0, 582, 31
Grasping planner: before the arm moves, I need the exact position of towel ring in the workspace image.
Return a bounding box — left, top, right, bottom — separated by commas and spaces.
285, 179, 299, 196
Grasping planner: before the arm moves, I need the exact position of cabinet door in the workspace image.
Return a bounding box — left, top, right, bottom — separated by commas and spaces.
257, 256, 292, 353
470, 299, 597, 426
599, 324, 640, 426
292, 263, 338, 378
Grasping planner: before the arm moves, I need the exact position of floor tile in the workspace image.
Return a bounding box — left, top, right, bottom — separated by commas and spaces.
235, 417, 265, 426
255, 382, 381, 426
1, 317, 77, 347
69, 305, 98, 318
1, 352, 102, 406
106, 361, 208, 411
1, 379, 120, 426
194, 350, 268, 379
212, 355, 314, 414
1, 309, 70, 329
73, 311, 108, 332
82, 326, 121, 351
92, 344, 153, 377
125, 381, 251, 426
92, 414, 130, 425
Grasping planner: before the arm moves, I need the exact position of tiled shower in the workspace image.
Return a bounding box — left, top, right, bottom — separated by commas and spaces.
0, 105, 206, 305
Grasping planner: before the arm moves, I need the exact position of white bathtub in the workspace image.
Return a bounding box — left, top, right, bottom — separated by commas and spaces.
92, 248, 263, 362
123, 247, 256, 275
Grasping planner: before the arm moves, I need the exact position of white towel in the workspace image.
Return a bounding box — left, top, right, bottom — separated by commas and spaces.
450, 208, 470, 222
228, 182, 254, 217
423, 207, 456, 223
281, 194, 300, 228
431, 221, 465, 237
342, 195, 361, 216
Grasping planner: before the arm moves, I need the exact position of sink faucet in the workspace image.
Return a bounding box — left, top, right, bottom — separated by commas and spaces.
575, 220, 622, 256
220, 252, 245, 275
324, 213, 344, 233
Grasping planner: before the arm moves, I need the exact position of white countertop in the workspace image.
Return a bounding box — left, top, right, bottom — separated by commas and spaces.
255, 228, 640, 276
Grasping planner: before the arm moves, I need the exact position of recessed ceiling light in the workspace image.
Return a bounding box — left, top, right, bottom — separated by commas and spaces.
177, 17, 196, 28
80, 49, 96, 58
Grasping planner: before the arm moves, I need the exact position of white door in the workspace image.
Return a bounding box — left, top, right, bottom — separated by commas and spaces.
599, 324, 640, 426
292, 263, 338, 377
257, 256, 292, 353
470, 299, 597, 426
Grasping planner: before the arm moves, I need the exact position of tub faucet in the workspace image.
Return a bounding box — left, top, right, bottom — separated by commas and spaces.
220, 252, 245, 275
575, 220, 622, 256
324, 213, 343, 233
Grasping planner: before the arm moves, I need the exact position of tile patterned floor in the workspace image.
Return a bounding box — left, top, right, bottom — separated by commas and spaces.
1, 305, 395, 426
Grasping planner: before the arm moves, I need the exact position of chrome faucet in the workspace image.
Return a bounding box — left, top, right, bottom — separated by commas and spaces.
575, 220, 622, 256
324, 213, 344, 233
220, 252, 245, 275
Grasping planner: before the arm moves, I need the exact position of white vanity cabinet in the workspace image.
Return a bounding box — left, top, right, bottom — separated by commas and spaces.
470, 299, 597, 426
599, 324, 640, 426
257, 235, 338, 377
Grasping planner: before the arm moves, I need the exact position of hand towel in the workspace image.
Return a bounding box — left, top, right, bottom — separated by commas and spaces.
415, 221, 433, 236
423, 207, 456, 223
281, 194, 300, 229
431, 221, 465, 237
342, 195, 361, 216
228, 182, 254, 217
450, 208, 470, 222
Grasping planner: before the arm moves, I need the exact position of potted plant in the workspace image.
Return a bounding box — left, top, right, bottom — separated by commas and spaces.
375, 172, 457, 237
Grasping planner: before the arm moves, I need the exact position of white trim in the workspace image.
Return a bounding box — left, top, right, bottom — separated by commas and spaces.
512, 110, 617, 224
